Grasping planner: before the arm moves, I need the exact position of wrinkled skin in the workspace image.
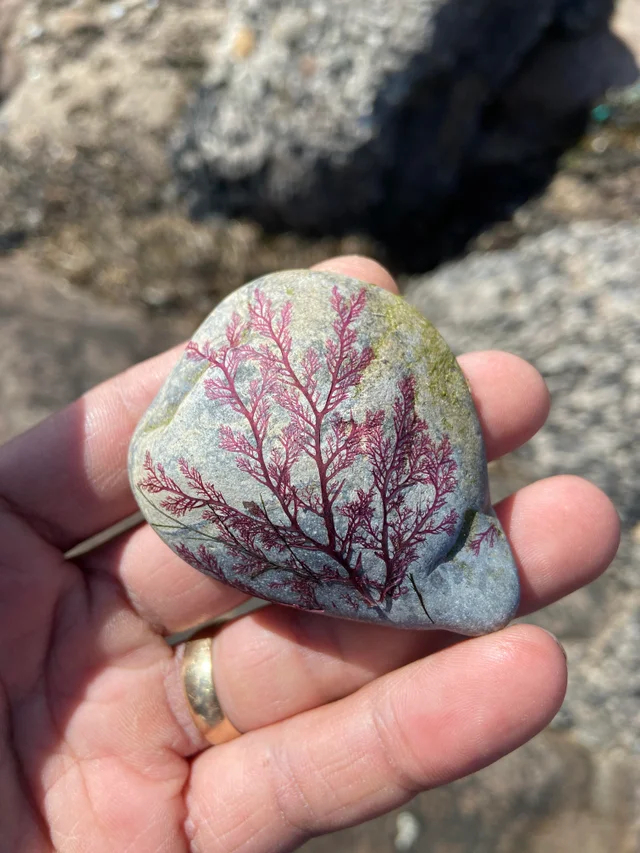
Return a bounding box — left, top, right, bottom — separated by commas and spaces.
0, 257, 619, 853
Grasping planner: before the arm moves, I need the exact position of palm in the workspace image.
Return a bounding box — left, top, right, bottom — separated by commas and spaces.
0, 258, 619, 853
1, 515, 190, 851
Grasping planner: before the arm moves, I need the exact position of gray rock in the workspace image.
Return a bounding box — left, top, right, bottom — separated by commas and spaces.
0, 257, 190, 444
129, 270, 520, 633
406, 221, 640, 529
563, 602, 640, 754
173, 0, 614, 237
0, 0, 378, 306
0, 0, 629, 302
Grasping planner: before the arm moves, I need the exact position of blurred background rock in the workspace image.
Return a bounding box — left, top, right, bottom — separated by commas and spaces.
1, 0, 639, 850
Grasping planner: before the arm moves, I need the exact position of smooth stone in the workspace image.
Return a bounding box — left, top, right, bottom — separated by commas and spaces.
128, 271, 520, 634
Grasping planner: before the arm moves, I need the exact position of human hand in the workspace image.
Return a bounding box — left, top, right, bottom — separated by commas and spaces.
0, 258, 619, 852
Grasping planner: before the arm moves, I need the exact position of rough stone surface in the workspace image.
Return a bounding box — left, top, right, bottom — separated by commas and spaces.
0, 0, 377, 308
173, 0, 614, 238
406, 221, 640, 531
452, 0, 640, 258
0, 0, 632, 302
129, 271, 519, 633
0, 257, 190, 444
465, 76, 640, 256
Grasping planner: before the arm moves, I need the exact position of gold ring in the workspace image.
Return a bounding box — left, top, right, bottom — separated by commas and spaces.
181, 632, 242, 746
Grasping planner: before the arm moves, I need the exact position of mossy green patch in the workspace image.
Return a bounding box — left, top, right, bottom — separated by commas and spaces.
361, 286, 477, 446
137, 402, 181, 436
137, 360, 210, 438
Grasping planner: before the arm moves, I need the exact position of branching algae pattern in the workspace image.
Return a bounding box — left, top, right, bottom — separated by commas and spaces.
129, 271, 519, 634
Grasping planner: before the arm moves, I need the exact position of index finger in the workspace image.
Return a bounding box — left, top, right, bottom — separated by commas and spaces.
0, 259, 548, 551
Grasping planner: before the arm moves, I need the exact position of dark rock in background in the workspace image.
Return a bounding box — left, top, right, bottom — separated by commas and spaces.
0, 0, 630, 304
173, 0, 617, 250
556, 0, 615, 32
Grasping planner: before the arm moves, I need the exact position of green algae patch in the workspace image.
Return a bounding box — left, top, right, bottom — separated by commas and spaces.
357, 285, 484, 480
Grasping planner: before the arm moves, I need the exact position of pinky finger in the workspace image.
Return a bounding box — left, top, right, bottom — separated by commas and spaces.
185, 624, 566, 853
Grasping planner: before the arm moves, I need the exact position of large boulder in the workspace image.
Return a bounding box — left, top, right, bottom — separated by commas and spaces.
0, 0, 632, 300
173, 0, 615, 238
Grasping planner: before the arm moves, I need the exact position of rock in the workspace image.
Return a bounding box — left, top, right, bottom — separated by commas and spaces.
173, 0, 614, 240
0, 256, 191, 444
556, 0, 614, 33
475, 29, 637, 165
562, 602, 640, 754
466, 46, 640, 258
0, 0, 378, 306
0, 0, 629, 299
446, 0, 640, 258
129, 270, 519, 633
405, 221, 640, 530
